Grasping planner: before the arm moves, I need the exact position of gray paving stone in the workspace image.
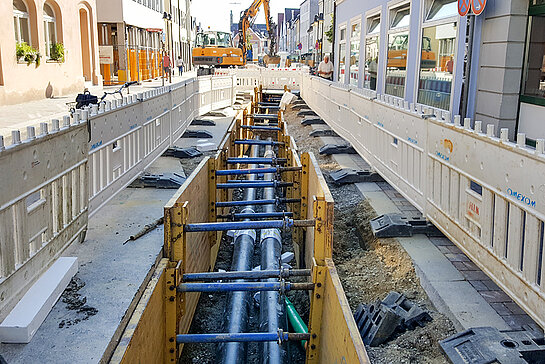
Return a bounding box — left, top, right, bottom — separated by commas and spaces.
504, 302, 527, 315
490, 302, 512, 316
482, 279, 501, 291
480, 290, 512, 303
469, 280, 489, 291
445, 253, 471, 262
354, 182, 382, 192
461, 270, 491, 281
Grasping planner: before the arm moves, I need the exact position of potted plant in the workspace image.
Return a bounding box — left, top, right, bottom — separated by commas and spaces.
50, 43, 65, 63
16, 42, 40, 66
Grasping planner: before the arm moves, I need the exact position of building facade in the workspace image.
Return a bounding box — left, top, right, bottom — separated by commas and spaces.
97, 0, 164, 85
300, 0, 319, 58
334, 0, 545, 141
1, 0, 101, 105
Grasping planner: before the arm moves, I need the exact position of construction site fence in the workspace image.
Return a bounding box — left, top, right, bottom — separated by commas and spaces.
0, 75, 236, 321
298, 73, 545, 330
215, 67, 306, 92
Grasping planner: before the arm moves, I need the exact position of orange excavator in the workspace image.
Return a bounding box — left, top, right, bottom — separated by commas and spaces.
238, 0, 278, 63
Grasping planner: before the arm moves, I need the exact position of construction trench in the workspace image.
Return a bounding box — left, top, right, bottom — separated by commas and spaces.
105, 87, 368, 363
44, 85, 541, 364
88, 85, 457, 364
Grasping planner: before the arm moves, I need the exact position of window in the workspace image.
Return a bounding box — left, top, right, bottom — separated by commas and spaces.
43, 3, 57, 58
364, 14, 380, 90
521, 10, 545, 106
13, 0, 30, 44
338, 26, 346, 82
418, 0, 457, 110
349, 22, 361, 86
385, 4, 410, 97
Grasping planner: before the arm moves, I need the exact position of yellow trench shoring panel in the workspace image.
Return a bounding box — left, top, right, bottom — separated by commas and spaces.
108, 93, 370, 364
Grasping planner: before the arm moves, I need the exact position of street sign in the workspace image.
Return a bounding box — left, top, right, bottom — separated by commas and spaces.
458, 0, 470, 16
471, 0, 487, 15
99, 45, 113, 64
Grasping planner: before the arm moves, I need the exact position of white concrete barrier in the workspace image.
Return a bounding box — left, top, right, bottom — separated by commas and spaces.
300, 73, 545, 330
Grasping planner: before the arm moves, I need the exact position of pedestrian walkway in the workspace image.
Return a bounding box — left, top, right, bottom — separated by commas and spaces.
0, 71, 196, 142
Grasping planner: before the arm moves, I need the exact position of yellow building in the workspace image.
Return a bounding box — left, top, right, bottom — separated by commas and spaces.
0, 0, 102, 105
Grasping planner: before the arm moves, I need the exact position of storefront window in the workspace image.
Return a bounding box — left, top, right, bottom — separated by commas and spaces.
349, 23, 361, 86
417, 23, 457, 110
364, 15, 380, 90
338, 27, 346, 83
385, 4, 410, 97
521, 15, 545, 104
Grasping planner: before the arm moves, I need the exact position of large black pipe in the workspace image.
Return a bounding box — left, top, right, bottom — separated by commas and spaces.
217, 142, 259, 364
259, 143, 287, 364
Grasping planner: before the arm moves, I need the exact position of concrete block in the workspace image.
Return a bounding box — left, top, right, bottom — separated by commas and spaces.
397, 236, 510, 331
476, 67, 523, 94
480, 42, 524, 69
430, 280, 511, 331
355, 182, 382, 192
474, 90, 519, 120
360, 191, 401, 216
481, 15, 527, 43
484, 0, 528, 18
0, 257, 78, 343
398, 236, 464, 283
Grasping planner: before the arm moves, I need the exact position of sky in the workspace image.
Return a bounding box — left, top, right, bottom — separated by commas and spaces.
191, 0, 301, 33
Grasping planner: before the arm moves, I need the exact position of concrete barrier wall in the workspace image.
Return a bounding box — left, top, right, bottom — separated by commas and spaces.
0, 75, 235, 321
300, 73, 545, 330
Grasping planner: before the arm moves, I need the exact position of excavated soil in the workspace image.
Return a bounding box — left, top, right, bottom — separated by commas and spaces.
285, 104, 455, 364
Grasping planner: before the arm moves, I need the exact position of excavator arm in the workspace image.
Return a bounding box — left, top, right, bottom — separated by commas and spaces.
238, 0, 277, 62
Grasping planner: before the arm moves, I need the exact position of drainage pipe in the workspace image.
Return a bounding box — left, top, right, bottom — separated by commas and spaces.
259, 143, 287, 364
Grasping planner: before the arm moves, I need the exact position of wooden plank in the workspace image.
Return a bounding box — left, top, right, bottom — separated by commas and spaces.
318, 259, 370, 364
113, 259, 168, 364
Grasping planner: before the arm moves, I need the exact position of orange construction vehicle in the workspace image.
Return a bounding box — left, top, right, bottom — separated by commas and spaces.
192, 30, 244, 76
238, 0, 278, 63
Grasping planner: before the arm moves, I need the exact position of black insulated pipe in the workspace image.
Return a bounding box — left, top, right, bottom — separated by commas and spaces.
217, 141, 259, 364
259, 142, 287, 364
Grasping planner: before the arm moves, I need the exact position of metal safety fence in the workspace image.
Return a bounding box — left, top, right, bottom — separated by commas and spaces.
0, 75, 235, 321
300, 73, 545, 330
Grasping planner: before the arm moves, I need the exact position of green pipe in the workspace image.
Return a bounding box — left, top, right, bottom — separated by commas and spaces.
285, 297, 308, 348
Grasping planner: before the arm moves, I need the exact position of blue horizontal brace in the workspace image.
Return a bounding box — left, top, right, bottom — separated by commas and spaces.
175, 332, 312, 344
184, 219, 292, 232
177, 332, 281, 344
240, 125, 281, 131
250, 114, 279, 120
226, 158, 287, 164
234, 140, 283, 146
215, 198, 301, 208
216, 167, 278, 176
178, 282, 289, 292
216, 199, 277, 207
221, 212, 294, 220
177, 281, 313, 293
182, 268, 311, 281
217, 182, 292, 189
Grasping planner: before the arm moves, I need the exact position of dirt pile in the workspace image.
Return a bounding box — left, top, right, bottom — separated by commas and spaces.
285, 105, 455, 364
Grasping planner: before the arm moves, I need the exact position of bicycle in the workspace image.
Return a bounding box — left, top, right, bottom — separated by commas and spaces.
67, 81, 138, 117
